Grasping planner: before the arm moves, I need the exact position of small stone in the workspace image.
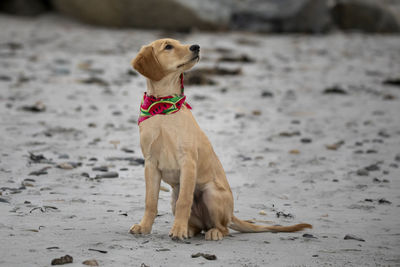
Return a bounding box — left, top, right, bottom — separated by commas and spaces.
259, 210, 267, 215
95, 172, 119, 179
378, 198, 391, 205
356, 169, 369, 176
289, 149, 300, 154
51, 255, 73, 265
325, 140, 345, 150
191, 252, 217, 260
261, 91, 274, 98
0, 198, 10, 203
303, 233, 317, 239
344, 234, 365, 242
82, 260, 98, 266
92, 166, 108, 172
300, 138, 312, 144
57, 163, 74, 170
323, 86, 347, 95
395, 153, 400, 162
252, 110, 261, 116
160, 186, 170, 192
21, 101, 46, 112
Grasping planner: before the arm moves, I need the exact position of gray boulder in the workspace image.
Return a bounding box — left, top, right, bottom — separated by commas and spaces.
230, 0, 332, 33
51, 0, 231, 30
331, 0, 400, 32
0, 0, 50, 16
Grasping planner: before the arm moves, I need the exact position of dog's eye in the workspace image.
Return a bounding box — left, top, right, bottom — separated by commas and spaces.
165, 44, 173, 50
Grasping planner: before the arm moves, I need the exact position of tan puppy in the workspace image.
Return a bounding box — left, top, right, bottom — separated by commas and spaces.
129, 38, 312, 241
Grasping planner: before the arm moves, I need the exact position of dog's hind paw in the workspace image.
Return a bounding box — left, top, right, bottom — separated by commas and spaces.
129, 224, 151, 235
205, 228, 223, 241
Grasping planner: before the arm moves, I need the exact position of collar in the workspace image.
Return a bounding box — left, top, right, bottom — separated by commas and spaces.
138, 74, 191, 125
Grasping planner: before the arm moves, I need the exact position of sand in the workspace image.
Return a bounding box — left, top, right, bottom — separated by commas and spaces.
0, 14, 400, 266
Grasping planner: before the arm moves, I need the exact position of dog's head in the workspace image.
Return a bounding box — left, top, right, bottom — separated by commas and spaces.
132, 38, 200, 81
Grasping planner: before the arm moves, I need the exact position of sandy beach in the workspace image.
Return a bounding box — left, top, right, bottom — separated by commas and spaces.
0, 14, 400, 266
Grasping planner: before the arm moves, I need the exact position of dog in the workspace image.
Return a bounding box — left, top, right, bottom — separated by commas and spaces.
129, 38, 312, 241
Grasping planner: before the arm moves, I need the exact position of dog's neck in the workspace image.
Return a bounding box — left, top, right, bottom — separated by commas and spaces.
146, 72, 182, 97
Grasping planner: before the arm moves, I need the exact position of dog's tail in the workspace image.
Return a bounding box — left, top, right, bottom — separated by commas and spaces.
229, 216, 312, 233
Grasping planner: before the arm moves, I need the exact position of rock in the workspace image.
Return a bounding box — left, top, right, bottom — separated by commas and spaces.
78, 77, 109, 87
276, 211, 294, 218
364, 163, 380, 172
82, 259, 99, 266
259, 210, 267, 215
184, 71, 216, 86
191, 252, 217, 260
20, 101, 46, 112
51, 254, 73, 265
57, 163, 74, 170
303, 233, 317, 239
95, 172, 119, 179
331, 0, 400, 33
383, 78, 400, 87
378, 198, 391, 204
92, 166, 108, 172
394, 153, 400, 162
279, 131, 301, 137
29, 167, 50, 176
0, 0, 50, 16
218, 54, 254, 63
356, 169, 369, 176
0, 198, 10, 203
51, 0, 231, 30
261, 91, 274, 98
326, 140, 345, 150
323, 86, 347, 95
344, 234, 365, 242
160, 186, 170, 192
231, 0, 332, 33
300, 138, 312, 144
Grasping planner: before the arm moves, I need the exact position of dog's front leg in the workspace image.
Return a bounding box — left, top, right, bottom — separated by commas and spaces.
130, 161, 161, 235
169, 160, 196, 240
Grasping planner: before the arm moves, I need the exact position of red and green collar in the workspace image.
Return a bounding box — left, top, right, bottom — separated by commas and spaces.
138, 74, 191, 125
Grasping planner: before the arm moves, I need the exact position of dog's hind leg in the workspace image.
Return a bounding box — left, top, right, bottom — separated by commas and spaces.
201, 182, 233, 241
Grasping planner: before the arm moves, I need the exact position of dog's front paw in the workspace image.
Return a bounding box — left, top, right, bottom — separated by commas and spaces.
169, 223, 188, 240
129, 224, 151, 235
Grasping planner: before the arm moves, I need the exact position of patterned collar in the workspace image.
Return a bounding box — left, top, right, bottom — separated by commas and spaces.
138, 93, 191, 125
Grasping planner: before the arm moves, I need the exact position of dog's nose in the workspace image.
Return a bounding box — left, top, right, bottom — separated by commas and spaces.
190, 44, 200, 52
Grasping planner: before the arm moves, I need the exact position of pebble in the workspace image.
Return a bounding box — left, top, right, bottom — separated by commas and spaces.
191, 252, 217, 260
21, 101, 46, 112
344, 234, 365, 242
259, 210, 267, 215
261, 91, 274, 98
300, 138, 312, 144
356, 169, 369, 176
323, 86, 347, 95
82, 260, 99, 266
0, 198, 10, 203
95, 172, 119, 179
160, 186, 170, 192
303, 233, 317, 239
92, 166, 108, 172
51, 255, 73, 265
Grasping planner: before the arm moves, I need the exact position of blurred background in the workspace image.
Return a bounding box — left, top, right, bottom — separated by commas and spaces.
1, 1, 400, 266
1, 0, 400, 33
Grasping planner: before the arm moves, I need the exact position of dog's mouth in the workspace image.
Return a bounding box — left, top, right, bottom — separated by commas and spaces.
177, 55, 200, 68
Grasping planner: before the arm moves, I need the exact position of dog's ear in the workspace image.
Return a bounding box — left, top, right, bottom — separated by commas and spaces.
131, 45, 165, 81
